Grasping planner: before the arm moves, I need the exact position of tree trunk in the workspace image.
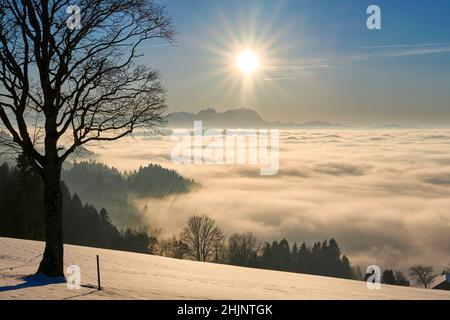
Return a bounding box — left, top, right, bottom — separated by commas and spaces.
36, 161, 64, 277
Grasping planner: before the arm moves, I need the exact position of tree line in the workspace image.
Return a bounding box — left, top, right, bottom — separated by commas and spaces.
160, 215, 359, 280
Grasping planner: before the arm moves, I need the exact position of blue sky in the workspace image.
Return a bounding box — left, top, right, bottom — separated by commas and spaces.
144, 0, 450, 125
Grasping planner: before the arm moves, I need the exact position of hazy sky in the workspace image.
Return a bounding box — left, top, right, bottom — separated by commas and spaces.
141, 0, 450, 125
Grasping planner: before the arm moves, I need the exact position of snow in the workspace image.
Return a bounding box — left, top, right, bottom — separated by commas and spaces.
1, 237, 449, 300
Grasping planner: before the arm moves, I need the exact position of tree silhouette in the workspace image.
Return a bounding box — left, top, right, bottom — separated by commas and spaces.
227, 232, 260, 267
181, 215, 224, 262
409, 265, 437, 288
0, 1, 174, 276
253, 238, 355, 279
394, 271, 410, 287
1, 157, 158, 254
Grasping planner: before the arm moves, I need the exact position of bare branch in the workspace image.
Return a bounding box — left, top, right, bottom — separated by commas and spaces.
0, 0, 174, 171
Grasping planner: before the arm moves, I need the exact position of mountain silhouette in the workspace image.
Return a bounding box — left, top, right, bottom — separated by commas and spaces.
166, 108, 345, 128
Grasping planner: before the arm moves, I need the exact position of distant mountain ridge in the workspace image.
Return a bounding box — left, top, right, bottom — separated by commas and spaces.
166, 108, 345, 128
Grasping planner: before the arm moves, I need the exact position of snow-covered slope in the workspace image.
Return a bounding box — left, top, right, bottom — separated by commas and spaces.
1, 237, 449, 300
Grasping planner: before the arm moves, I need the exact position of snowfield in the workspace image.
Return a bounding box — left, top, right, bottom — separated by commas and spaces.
1, 237, 449, 300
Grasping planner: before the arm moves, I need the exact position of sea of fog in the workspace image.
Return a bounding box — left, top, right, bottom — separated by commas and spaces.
91, 129, 450, 271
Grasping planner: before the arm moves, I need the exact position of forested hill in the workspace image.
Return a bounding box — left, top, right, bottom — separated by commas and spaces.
62, 161, 199, 227
0, 157, 158, 253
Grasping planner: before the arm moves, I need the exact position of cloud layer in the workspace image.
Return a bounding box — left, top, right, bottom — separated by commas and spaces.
93, 129, 450, 272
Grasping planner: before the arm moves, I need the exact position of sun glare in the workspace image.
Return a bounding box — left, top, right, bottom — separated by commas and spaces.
196, 5, 290, 103
236, 50, 260, 75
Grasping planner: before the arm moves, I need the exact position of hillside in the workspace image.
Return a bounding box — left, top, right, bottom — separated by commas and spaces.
1, 237, 449, 300
62, 161, 198, 227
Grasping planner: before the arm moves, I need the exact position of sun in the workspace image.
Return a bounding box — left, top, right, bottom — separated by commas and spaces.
197, 7, 290, 102
236, 50, 260, 75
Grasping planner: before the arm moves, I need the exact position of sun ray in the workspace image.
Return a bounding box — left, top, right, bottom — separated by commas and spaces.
181, 2, 297, 111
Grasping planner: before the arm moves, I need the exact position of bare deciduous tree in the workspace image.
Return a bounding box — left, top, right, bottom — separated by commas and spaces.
181, 215, 224, 262
409, 265, 437, 288
0, 0, 174, 276
227, 232, 260, 266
